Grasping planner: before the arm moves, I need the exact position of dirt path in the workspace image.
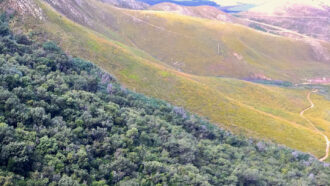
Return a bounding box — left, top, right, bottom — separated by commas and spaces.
300, 90, 329, 161
242, 18, 308, 39
239, 14, 330, 19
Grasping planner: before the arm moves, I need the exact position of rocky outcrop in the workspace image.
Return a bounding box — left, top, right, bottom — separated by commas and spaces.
44, 0, 93, 26
0, 0, 44, 20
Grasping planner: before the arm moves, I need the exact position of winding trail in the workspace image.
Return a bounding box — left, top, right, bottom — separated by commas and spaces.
242, 18, 308, 39
300, 90, 329, 161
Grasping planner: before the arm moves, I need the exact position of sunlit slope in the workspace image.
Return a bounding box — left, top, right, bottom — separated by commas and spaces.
200, 77, 311, 126
13, 0, 329, 159
305, 93, 330, 161
41, 0, 330, 82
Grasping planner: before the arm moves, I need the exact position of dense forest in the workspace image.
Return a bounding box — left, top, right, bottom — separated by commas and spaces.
0, 15, 329, 186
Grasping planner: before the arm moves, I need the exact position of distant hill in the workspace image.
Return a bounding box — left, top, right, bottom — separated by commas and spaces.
139, 0, 219, 7
137, 0, 256, 12
237, 0, 330, 41
149, 2, 238, 22
100, 0, 149, 9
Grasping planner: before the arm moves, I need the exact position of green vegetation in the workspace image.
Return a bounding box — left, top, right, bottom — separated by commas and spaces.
1, 16, 330, 185
245, 79, 293, 87
248, 23, 268, 32
6, 0, 329, 159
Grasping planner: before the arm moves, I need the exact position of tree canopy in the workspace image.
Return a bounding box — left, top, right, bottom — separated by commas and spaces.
0, 16, 329, 186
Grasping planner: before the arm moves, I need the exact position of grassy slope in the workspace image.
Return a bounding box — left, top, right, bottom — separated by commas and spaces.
301, 93, 330, 162
13, 0, 330, 160
305, 94, 330, 142
50, 0, 330, 82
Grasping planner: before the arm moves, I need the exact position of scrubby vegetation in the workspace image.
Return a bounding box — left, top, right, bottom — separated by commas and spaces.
244, 79, 293, 87
0, 16, 329, 185
3, 0, 321, 157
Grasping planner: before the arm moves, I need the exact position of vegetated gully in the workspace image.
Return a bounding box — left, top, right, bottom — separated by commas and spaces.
300, 90, 329, 161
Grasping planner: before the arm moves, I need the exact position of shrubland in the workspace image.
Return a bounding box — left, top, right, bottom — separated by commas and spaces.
0, 16, 329, 185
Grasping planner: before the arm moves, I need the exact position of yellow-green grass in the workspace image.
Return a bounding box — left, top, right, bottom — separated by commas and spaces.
199, 77, 311, 125
26, 0, 330, 82
304, 93, 330, 161
52, 0, 330, 82
13, 0, 330, 158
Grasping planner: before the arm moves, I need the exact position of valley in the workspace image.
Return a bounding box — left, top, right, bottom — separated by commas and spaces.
1, 0, 330, 184
1, 16, 329, 184
1, 0, 330, 162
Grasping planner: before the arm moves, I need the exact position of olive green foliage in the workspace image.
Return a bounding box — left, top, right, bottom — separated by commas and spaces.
0, 17, 329, 186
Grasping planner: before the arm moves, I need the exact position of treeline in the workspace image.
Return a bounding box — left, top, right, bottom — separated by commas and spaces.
0, 16, 329, 185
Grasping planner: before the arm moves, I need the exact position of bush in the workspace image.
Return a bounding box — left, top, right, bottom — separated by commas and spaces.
0, 15, 329, 186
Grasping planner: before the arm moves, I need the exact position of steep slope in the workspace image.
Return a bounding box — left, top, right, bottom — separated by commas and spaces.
3, 0, 330, 161
33, 0, 330, 81
1, 17, 330, 185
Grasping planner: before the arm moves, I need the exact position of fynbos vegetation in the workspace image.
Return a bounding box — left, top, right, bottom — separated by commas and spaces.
0, 16, 329, 185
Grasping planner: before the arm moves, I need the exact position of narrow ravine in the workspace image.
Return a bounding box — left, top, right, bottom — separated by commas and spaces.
300, 90, 329, 161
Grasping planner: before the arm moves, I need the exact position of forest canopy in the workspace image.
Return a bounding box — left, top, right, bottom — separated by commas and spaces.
0, 15, 329, 185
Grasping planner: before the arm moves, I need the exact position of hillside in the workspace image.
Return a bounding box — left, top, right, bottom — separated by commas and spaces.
100, 0, 149, 9
2, 0, 330, 161
38, 0, 330, 80
237, 0, 330, 42
0, 16, 330, 185
149, 2, 238, 22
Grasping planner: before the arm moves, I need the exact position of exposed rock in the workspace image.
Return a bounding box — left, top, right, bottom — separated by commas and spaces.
233, 53, 243, 61
304, 38, 330, 62
44, 0, 93, 26
0, 0, 44, 20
